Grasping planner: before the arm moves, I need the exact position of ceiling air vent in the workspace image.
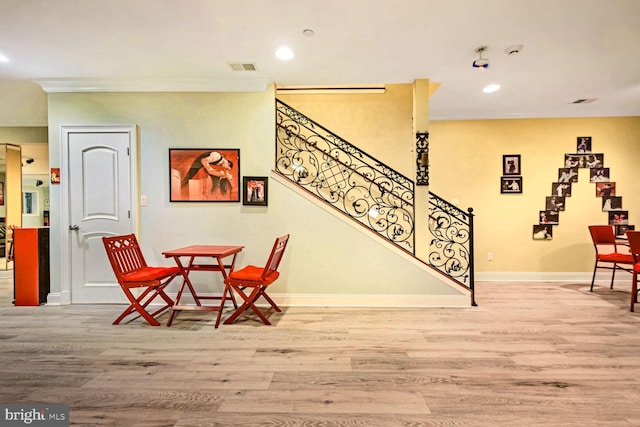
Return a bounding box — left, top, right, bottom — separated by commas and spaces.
228, 62, 257, 72
571, 98, 598, 104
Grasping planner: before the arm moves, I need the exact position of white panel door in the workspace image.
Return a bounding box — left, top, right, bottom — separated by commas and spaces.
66, 127, 136, 303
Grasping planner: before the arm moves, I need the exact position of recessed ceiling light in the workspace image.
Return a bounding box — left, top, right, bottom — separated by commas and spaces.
0, 53, 10, 63
483, 84, 500, 93
302, 29, 314, 37
275, 46, 294, 60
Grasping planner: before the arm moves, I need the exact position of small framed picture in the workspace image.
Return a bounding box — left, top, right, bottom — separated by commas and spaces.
503, 154, 521, 175
558, 168, 578, 183
546, 196, 565, 211
609, 211, 629, 225
585, 153, 604, 168
602, 196, 622, 211
539, 210, 559, 225
551, 182, 572, 197
576, 136, 592, 153
590, 168, 610, 182
595, 182, 615, 197
615, 224, 635, 239
501, 176, 522, 194
533, 224, 553, 240
242, 176, 268, 206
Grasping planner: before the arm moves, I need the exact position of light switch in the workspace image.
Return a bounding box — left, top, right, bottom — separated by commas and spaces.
140, 195, 148, 206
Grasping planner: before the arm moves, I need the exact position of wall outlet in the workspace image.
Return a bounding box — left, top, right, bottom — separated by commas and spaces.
487, 251, 494, 261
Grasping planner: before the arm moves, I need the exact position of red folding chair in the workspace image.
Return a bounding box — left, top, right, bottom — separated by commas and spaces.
223, 234, 290, 325
588, 225, 633, 291
102, 234, 179, 326
626, 231, 640, 312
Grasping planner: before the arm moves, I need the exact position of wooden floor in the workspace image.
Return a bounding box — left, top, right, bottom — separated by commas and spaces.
2, 277, 640, 426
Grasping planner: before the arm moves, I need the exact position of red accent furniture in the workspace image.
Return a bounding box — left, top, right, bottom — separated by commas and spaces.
14, 227, 50, 306
102, 234, 179, 326
162, 245, 243, 328
223, 234, 290, 326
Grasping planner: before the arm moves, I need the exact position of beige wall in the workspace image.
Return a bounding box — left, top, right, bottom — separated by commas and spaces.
429, 117, 640, 277
46, 88, 464, 306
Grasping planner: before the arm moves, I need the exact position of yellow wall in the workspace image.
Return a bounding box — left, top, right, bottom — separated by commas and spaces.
278, 84, 414, 177
429, 117, 640, 275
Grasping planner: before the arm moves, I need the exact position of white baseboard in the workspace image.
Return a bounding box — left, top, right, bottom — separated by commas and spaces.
270, 293, 471, 308
476, 271, 632, 285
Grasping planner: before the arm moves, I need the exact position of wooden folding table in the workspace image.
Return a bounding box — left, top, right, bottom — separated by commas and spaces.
162, 245, 243, 328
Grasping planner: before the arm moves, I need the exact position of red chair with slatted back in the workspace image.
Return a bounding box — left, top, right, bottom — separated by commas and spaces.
626, 231, 640, 312
222, 234, 290, 325
102, 234, 179, 326
588, 225, 634, 292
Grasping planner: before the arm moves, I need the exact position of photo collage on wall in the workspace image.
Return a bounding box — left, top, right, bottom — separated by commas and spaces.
533, 136, 634, 240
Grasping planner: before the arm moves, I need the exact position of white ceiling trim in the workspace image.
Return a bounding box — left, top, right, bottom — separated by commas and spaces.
34, 78, 272, 93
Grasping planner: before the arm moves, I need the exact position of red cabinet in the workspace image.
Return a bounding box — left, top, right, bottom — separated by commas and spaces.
14, 227, 50, 306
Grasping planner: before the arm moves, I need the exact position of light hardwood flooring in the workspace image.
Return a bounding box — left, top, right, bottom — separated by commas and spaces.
1, 277, 640, 426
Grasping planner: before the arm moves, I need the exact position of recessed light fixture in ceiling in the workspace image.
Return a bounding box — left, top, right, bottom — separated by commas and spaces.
275, 46, 294, 60
0, 53, 9, 63
302, 29, 314, 37
505, 44, 523, 56
483, 84, 501, 93
571, 98, 598, 104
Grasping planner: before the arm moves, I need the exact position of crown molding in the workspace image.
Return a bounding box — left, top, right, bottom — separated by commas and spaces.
33, 77, 271, 93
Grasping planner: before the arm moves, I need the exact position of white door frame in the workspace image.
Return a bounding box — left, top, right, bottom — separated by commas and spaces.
59, 125, 138, 305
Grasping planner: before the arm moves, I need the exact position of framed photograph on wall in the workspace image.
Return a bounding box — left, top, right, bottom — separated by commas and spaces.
602, 196, 622, 211
539, 210, 559, 225
590, 168, 610, 182
585, 153, 604, 168
0, 181, 4, 206
169, 148, 240, 202
551, 182, 572, 197
595, 182, 615, 197
608, 211, 629, 225
576, 136, 592, 153
503, 154, 521, 175
545, 196, 565, 211
615, 224, 634, 239
558, 168, 578, 183
501, 176, 522, 193
533, 224, 553, 240
242, 176, 268, 206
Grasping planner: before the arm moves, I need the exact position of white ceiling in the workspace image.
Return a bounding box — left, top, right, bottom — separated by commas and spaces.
1, 0, 639, 120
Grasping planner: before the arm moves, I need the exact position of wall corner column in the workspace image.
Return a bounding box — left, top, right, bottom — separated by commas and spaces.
413, 79, 431, 262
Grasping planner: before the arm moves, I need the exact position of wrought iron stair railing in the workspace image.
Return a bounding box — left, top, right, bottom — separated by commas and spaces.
275, 99, 415, 253
428, 192, 476, 306
275, 99, 475, 305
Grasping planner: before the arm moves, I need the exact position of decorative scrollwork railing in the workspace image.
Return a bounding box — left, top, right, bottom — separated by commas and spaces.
275, 99, 415, 253
428, 192, 476, 305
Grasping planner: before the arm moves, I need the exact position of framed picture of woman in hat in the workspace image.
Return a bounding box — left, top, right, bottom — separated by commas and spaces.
169, 148, 240, 202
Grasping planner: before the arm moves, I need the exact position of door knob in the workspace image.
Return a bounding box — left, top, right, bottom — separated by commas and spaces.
69, 225, 80, 231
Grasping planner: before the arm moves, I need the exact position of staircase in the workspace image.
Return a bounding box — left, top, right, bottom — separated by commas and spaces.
275, 99, 475, 305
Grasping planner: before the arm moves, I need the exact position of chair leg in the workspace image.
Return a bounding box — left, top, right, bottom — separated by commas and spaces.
611, 265, 617, 289
224, 286, 274, 325
215, 283, 234, 328
632, 273, 638, 312
114, 287, 162, 326
590, 264, 598, 292
260, 290, 282, 313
